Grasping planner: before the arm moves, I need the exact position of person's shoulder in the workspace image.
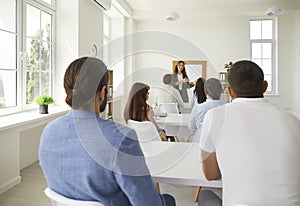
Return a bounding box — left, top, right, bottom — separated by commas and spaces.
99, 119, 138, 143
44, 113, 69, 130
100, 119, 136, 136
203, 103, 226, 115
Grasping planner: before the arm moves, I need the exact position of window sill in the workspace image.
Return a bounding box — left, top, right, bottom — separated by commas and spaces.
265, 93, 280, 97
0, 105, 69, 132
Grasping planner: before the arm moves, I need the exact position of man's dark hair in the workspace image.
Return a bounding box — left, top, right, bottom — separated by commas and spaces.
228, 60, 265, 98
64, 57, 108, 109
163, 74, 173, 84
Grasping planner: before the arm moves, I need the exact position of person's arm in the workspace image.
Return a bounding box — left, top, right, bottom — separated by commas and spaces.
147, 105, 167, 141
198, 109, 222, 180
147, 105, 160, 131
113, 130, 166, 206
201, 150, 221, 180
188, 105, 197, 134
185, 80, 194, 89
171, 74, 179, 88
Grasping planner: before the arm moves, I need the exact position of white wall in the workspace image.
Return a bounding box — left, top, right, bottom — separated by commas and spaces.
55, 0, 104, 106
19, 125, 45, 170
55, 0, 79, 105
0, 110, 67, 195
0, 0, 110, 195
131, 13, 298, 111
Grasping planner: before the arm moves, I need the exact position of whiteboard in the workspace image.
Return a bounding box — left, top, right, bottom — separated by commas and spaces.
185, 64, 203, 82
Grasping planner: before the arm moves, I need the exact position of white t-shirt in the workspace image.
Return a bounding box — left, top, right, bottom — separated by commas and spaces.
199, 98, 300, 206
148, 85, 184, 107
177, 74, 183, 90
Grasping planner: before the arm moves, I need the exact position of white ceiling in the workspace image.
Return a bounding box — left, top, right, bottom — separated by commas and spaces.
123, 0, 300, 20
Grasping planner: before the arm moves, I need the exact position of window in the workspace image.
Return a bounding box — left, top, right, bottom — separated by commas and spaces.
0, 0, 55, 115
250, 19, 277, 94
103, 7, 125, 97
0, 0, 17, 110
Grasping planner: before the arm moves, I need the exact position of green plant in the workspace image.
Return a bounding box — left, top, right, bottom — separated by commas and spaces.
224, 61, 233, 69
35, 95, 54, 106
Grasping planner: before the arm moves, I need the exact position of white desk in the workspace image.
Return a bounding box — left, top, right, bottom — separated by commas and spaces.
156, 113, 191, 139
141, 141, 222, 188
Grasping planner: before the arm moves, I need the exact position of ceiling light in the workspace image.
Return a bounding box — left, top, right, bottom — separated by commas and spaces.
166, 11, 180, 21
265, 6, 282, 16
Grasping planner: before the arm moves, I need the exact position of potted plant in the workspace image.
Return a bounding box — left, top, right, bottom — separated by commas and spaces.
35, 95, 55, 114
224, 61, 233, 71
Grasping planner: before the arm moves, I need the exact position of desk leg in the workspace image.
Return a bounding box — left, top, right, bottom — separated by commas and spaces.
156, 182, 160, 193
193, 186, 201, 202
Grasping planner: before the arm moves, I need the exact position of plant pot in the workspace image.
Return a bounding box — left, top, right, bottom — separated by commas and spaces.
39, 105, 48, 114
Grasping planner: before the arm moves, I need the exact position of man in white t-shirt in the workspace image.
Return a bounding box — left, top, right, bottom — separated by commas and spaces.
148, 74, 184, 108
198, 60, 300, 206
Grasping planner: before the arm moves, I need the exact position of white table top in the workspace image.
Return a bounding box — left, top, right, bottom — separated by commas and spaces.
141, 141, 222, 188
156, 113, 190, 127
156, 113, 191, 139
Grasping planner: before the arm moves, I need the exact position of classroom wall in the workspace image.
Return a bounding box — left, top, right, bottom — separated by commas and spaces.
55, 0, 104, 105
0, 0, 106, 195
130, 12, 298, 112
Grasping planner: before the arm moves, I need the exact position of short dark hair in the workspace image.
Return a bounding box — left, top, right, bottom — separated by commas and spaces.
228, 60, 265, 97
64, 57, 108, 109
163, 74, 172, 84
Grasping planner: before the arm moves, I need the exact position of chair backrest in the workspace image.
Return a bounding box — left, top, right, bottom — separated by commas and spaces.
44, 187, 104, 206
127, 119, 162, 142
158, 103, 179, 114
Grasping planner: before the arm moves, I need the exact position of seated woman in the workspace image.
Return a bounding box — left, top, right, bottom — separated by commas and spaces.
124, 82, 168, 141
189, 77, 207, 108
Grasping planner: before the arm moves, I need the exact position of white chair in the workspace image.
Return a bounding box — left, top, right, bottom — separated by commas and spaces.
158, 103, 179, 114
127, 119, 162, 142
44, 187, 104, 206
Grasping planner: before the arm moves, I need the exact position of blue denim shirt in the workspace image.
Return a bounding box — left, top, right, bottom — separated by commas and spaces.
39, 110, 165, 206
189, 99, 225, 134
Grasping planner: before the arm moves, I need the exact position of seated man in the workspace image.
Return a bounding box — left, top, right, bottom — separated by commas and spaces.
198, 60, 300, 205
39, 57, 176, 206
148, 74, 184, 110
188, 78, 224, 138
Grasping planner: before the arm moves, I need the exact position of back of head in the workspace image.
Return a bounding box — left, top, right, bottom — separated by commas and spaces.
64, 57, 108, 110
124, 82, 150, 123
228, 60, 265, 98
163, 74, 172, 85
194, 77, 207, 103
204, 78, 223, 100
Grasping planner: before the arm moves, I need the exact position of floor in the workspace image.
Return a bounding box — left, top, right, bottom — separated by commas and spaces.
0, 162, 222, 206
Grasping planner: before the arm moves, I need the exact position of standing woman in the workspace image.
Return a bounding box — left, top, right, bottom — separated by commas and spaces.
124, 82, 167, 141
172, 61, 194, 102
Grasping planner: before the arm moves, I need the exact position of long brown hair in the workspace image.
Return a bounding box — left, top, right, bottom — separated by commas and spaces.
124, 82, 150, 123
174, 60, 188, 79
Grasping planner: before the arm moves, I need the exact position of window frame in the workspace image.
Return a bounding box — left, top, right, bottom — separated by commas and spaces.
250, 18, 278, 95
103, 7, 125, 97
0, 0, 55, 116
22, 0, 55, 110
